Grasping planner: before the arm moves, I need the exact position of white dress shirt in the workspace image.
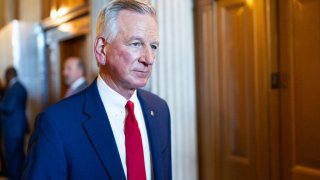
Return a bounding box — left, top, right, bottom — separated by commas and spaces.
97, 75, 151, 180
9, 77, 18, 87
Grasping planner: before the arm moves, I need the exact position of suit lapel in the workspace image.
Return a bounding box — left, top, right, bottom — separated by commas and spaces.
82, 81, 126, 180
138, 90, 164, 180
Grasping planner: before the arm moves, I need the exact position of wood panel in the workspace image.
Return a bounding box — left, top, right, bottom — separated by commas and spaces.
42, 0, 52, 19
196, 0, 272, 179
41, 0, 88, 21
279, 0, 320, 179
218, 1, 256, 179
0, 0, 6, 28
57, 0, 87, 12
215, 0, 271, 179
194, 1, 216, 180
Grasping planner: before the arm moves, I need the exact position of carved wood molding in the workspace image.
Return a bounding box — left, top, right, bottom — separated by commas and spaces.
41, 4, 89, 30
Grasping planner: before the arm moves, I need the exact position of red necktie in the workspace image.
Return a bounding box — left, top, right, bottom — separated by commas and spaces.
125, 101, 146, 180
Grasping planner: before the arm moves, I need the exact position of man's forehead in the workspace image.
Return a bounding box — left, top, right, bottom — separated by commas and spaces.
118, 10, 157, 26
117, 11, 158, 37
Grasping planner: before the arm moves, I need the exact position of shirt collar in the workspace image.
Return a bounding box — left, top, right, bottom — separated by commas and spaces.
9, 77, 18, 87
97, 75, 138, 109
70, 77, 86, 90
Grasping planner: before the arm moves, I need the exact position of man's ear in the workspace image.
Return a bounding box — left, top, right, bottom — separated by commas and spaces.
94, 37, 107, 65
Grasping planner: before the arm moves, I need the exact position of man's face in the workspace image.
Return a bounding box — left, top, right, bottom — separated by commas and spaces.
63, 58, 82, 86
102, 10, 159, 91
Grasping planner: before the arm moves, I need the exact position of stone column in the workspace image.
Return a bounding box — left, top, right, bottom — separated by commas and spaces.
151, 0, 198, 179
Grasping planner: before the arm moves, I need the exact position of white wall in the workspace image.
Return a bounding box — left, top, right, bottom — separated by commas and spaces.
151, 0, 198, 179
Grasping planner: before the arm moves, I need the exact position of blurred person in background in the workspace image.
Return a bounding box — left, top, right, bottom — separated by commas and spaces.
63, 56, 88, 98
0, 66, 28, 180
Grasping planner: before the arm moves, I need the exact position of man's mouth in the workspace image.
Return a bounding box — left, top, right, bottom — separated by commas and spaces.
134, 70, 150, 77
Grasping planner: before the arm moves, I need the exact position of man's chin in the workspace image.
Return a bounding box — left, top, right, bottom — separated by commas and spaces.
132, 81, 148, 89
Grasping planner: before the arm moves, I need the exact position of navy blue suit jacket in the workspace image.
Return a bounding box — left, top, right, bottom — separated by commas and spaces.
23, 80, 172, 180
0, 81, 28, 138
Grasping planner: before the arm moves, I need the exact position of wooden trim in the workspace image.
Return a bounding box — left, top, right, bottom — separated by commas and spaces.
265, 0, 281, 179
194, 1, 216, 180
41, 3, 89, 30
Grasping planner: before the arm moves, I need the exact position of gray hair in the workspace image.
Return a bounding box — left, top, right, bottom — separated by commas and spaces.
96, 0, 157, 43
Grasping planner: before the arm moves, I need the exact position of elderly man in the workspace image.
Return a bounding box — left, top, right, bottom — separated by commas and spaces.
23, 0, 172, 180
63, 56, 88, 97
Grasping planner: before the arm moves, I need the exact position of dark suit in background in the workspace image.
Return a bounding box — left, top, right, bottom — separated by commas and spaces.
0, 78, 28, 180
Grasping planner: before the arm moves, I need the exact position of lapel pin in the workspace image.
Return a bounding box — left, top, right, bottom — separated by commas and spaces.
150, 110, 154, 117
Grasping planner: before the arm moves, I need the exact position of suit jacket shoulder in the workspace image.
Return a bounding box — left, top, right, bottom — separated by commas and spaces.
24, 80, 125, 179
24, 81, 172, 180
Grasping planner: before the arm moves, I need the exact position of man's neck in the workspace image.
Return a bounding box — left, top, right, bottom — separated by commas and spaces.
99, 74, 135, 100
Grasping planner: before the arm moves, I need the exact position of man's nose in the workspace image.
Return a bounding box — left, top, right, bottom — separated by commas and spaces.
140, 46, 155, 65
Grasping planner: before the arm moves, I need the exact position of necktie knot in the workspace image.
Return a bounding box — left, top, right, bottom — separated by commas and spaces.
125, 100, 134, 113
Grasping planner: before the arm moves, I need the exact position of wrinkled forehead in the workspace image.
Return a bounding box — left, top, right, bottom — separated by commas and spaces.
117, 10, 159, 36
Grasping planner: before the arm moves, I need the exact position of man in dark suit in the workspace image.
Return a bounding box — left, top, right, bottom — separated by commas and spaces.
0, 67, 28, 180
23, 0, 171, 179
63, 56, 88, 98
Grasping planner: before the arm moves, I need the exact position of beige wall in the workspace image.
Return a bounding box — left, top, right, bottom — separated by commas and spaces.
0, 0, 6, 27
0, 0, 18, 28
19, 0, 42, 22
0, 0, 41, 28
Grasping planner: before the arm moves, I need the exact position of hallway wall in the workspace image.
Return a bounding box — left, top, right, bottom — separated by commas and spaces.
0, 0, 18, 28
19, 0, 41, 22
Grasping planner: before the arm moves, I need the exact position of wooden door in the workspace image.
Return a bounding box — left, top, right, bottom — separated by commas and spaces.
278, 0, 320, 179
195, 0, 272, 179
215, 0, 270, 179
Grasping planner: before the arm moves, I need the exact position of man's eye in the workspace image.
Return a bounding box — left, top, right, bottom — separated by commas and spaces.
151, 44, 158, 50
131, 42, 142, 47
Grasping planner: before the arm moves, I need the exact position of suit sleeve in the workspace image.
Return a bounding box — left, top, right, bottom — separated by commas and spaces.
22, 112, 67, 179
